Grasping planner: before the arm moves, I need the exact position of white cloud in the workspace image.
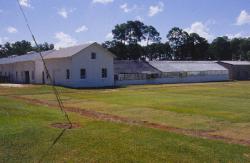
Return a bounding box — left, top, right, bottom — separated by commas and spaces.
148, 2, 164, 17
54, 32, 77, 49
185, 22, 214, 41
135, 16, 144, 21
236, 10, 250, 25
120, 3, 137, 13
227, 33, 242, 39
57, 8, 75, 19
0, 37, 9, 44
105, 32, 113, 40
92, 0, 113, 4
75, 25, 88, 33
85, 40, 95, 44
139, 40, 148, 46
7, 26, 18, 34
19, 0, 31, 8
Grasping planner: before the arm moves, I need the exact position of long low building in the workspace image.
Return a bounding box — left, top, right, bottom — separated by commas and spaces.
114, 61, 229, 86
2, 42, 248, 88
0, 42, 115, 88
217, 61, 250, 80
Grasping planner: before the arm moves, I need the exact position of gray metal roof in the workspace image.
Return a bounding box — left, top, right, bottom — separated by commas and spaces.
219, 61, 250, 66
114, 60, 160, 74
43, 43, 93, 59
0, 43, 95, 65
149, 61, 228, 72
0, 50, 54, 65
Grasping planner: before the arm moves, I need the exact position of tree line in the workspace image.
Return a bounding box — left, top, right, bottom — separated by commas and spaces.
103, 20, 250, 61
0, 40, 54, 58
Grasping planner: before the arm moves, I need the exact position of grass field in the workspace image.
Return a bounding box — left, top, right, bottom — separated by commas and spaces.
0, 81, 250, 162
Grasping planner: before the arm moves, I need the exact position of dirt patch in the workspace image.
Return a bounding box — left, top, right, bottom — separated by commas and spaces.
11, 95, 250, 146
50, 122, 81, 129
0, 84, 27, 87
244, 153, 250, 159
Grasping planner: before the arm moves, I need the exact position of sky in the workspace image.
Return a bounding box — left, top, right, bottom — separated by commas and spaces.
0, 0, 250, 49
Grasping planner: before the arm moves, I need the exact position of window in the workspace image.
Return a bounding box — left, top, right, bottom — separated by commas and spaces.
102, 68, 107, 78
31, 71, 35, 80
16, 72, 18, 79
0, 72, 2, 76
91, 52, 96, 59
66, 69, 70, 79
80, 69, 86, 79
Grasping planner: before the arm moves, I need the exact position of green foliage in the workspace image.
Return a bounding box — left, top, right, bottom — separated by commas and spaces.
167, 27, 190, 60
189, 33, 209, 60
104, 20, 250, 61
0, 40, 54, 58
208, 36, 231, 60
144, 42, 172, 60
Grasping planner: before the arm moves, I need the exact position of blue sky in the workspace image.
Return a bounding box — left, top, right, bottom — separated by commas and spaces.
0, 0, 250, 48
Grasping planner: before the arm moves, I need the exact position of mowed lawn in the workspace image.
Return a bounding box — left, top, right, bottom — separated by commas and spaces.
0, 81, 250, 162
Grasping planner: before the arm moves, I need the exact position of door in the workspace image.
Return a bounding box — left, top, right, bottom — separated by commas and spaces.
42, 71, 45, 84
24, 71, 30, 84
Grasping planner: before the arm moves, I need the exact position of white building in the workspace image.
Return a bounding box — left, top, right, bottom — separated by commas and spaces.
0, 42, 115, 88
0, 43, 231, 88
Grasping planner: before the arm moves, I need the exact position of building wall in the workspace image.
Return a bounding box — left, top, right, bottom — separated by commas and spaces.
0, 64, 12, 77
34, 60, 46, 84
0, 61, 36, 83
71, 45, 114, 87
232, 65, 250, 80
44, 45, 114, 88
115, 74, 229, 86
218, 62, 250, 80
43, 57, 72, 86
12, 61, 36, 83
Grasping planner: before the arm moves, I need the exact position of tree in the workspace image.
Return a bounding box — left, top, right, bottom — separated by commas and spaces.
145, 42, 172, 60
239, 38, 250, 60
125, 21, 146, 44
112, 21, 146, 44
208, 36, 231, 60
106, 20, 162, 60
11, 40, 33, 55
167, 27, 190, 60
102, 41, 128, 59
0, 40, 54, 58
34, 42, 54, 52
126, 44, 144, 60
230, 38, 242, 60
189, 33, 209, 60
144, 25, 161, 46
112, 23, 127, 44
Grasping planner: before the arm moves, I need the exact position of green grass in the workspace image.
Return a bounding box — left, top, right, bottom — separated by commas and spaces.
1, 82, 250, 162
9, 82, 250, 134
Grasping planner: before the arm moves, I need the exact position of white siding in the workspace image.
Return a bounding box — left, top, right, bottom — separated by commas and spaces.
115, 74, 229, 86
44, 44, 114, 88
44, 57, 72, 86
12, 61, 35, 83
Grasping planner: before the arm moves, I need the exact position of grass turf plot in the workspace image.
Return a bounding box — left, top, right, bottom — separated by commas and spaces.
0, 81, 250, 162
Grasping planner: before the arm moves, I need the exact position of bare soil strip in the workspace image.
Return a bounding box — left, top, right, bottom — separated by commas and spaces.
11, 95, 250, 146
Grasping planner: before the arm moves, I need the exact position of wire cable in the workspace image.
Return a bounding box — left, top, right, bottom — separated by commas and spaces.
16, 0, 72, 127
